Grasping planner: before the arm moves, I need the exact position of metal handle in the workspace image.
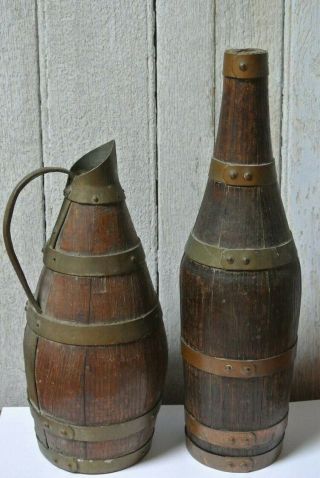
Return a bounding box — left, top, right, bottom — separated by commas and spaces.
3, 167, 73, 313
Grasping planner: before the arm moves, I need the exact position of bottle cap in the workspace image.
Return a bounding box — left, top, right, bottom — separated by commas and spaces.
223, 49, 268, 79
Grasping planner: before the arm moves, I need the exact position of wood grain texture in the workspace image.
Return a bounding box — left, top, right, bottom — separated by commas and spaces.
157, 0, 215, 403
281, 0, 320, 400
180, 59, 301, 465
1, 0, 320, 406
215, 0, 284, 170
0, 0, 44, 407
29, 189, 167, 463
37, 0, 157, 282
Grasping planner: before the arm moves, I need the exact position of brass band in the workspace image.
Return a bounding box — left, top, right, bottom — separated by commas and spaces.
43, 242, 145, 277
185, 234, 296, 271
210, 158, 276, 186
26, 303, 161, 346
23, 327, 39, 410
37, 437, 152, 474
181, 339, 297, 378
223, 49, 268, 79
65, 183, 125, 205
185, 410, 288, 449
30, 399, 160, 442
186, 435, 282, 473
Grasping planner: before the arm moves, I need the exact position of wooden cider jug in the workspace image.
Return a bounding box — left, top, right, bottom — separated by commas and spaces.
3, 140, 168, 473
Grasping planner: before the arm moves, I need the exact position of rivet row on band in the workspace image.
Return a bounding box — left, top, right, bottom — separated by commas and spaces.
181, 339, 297, 378
37, 436, 153, 474
185, 409, 288, 449
185, 234, 296, 271
210, 158, 276, 187
185, 435, 283, 473
30, 399, 161, 442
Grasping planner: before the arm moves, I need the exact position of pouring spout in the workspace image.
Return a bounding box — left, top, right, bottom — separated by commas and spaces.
65, 140, 125, 205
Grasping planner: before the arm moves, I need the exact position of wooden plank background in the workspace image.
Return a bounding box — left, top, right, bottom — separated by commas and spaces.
0, 0, 319, 406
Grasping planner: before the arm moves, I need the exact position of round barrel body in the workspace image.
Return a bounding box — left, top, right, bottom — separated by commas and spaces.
180, 50, 301, 473
23, 143, 168, 473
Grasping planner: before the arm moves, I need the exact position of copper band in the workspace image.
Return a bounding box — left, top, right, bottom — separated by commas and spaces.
181, 339, 297, 378
223, 49, 268, 79
185, 410, 288, 449
30, 399, 160, 442
37, 437, 152, 473
186, 435, 282, 473
23, 327, 39, 410
210, 158, 276, 186
185, 234, 296, 271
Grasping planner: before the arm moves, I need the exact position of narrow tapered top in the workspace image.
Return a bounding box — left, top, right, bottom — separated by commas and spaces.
223, 48, 268, 79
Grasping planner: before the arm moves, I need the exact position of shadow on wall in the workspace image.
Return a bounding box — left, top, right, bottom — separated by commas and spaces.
164, 352, 184, 404
291, 356, 320, 401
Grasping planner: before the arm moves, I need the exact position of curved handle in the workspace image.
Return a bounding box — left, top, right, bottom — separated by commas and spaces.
3, 167, 73, 313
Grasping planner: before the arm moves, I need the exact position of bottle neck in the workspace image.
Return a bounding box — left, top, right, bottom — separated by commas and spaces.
214, 76, 273, 164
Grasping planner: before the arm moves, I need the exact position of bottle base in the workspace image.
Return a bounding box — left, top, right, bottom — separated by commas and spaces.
185, 434, 283, 473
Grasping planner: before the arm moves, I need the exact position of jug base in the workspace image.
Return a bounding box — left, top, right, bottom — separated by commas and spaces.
37, 437, 152, 474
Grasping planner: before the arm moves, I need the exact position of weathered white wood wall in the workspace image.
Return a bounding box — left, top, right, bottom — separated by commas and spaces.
0, 0, 319, 406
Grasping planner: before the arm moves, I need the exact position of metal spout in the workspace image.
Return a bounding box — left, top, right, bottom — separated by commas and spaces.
65, 140, 125, 205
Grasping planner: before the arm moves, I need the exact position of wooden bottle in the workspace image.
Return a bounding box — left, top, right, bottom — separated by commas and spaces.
4, 141, 168, 474
180, 49, 301, 473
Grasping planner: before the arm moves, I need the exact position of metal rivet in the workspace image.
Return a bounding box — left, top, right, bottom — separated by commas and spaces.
43, 422, 49, 428
226, 256, 234, 264
225, 364, 232, 371
244, 172, 253, 181
243, 366, 252, 375
241, 462, 249, 469
60, 429, 68, 436
229, 170, 238, 179
36, 321, 40, 328
243, 257, 250, 265
92, 195, 99, 203
130, 255, 136, 262
239, 62, 248, 72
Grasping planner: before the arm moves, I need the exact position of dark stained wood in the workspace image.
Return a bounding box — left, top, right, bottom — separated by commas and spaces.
25, 197, 167, 463
180, 55, 301, 464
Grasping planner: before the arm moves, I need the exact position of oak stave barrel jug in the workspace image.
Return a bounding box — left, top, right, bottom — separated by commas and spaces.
3, 141, 168, 474
180, 49, 301, 473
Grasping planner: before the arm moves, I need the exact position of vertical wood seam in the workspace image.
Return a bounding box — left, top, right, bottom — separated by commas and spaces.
280, 0, 292, 210
146, 0, 158, 289
35, 0, 47, 245
278, 0, 286, 186
35, 0, 48, 243
213, 0, 217, 141
153, 0, 159, 294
